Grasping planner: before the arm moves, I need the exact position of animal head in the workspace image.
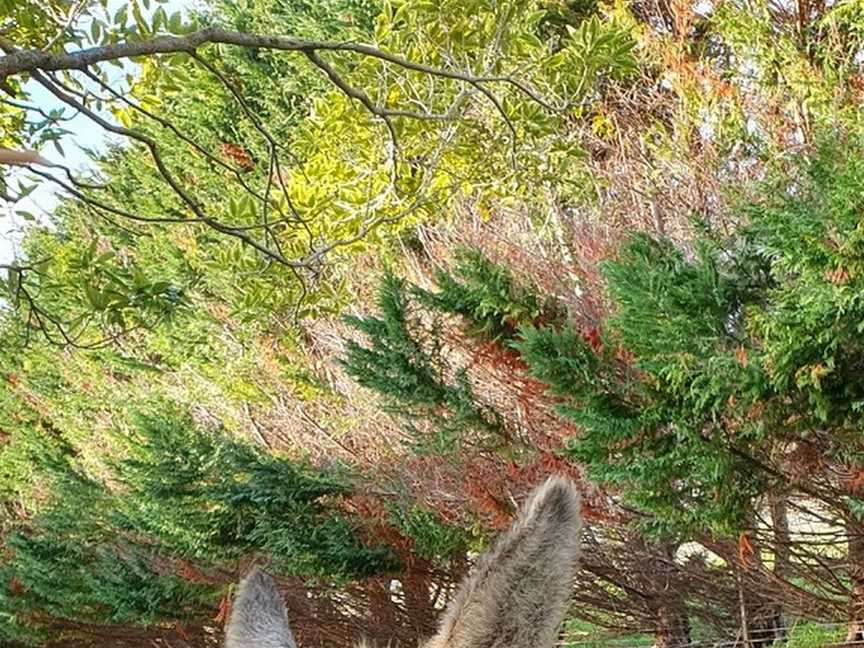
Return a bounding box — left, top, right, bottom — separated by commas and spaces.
225, 476, 582, 648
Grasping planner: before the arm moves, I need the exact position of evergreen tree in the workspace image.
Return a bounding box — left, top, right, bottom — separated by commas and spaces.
341, 272, 504, 453
0, 424, 211, 645
0, 400, 395, 644
516, 233, 770, 534
116, 403, 395, 578
413, 248, 563, 342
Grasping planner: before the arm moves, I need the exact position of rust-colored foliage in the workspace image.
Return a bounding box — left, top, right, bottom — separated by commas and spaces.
219, 143, 254, 171
9, 576, 25, 596
213, 594, 231, 627
825, 267, 851, 285
175, 561, 217, 585
738, 532, 754, 569
850, 470, 864, 495
581, 326, 602, 353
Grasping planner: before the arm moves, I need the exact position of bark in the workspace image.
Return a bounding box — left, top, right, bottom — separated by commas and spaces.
771, 493, 792, 583
0, 29, 554, 110
737, 564, 752, 648
758, 492, 791, 647
734, 568, 782, 648
651, 542, 692, 648
400, 567, 441, 638
654, 600, 692, 648
845, 518, 864, 646
737, 505, 787, 648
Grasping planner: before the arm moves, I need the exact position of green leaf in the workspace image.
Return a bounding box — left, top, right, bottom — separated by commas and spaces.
167, 11, 182, 33
131, 1, 151, 37
152, 6, 167, 31
90, 19, 103, 44
84, 283, 104, 309
16, 181, 36, 200
94, 251, 116, 266
113, 4, 128, 26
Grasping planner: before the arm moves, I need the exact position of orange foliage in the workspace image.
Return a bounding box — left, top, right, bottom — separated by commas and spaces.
219, 143, 254, 171
581, 327, 602, 353
213, 595, 232, 627
825, 267, 851, 285
850, 470, 864, 494
738, 532, 754, 569
175, 560, 218, 585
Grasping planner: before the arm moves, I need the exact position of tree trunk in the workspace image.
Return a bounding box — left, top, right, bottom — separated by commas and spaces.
736, 503, 787, 648
734, 564, 782, 648
401, 567, 440, 638
846, 518, 864, 645
654, 601, 692, 648
652, 542, 692, 648
736, 563, 752, 648
757, 492, 791, 647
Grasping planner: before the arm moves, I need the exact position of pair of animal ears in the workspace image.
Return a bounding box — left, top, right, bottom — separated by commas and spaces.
225, 476, 583, 648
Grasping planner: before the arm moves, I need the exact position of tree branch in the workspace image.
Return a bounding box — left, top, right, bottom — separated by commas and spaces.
30, 70, 316, 268
303, 49, 400, 179
0, 28, 554, 109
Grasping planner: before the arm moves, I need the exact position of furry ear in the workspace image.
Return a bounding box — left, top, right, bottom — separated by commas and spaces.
426, 476, 582, 648
225, 568, 296, 648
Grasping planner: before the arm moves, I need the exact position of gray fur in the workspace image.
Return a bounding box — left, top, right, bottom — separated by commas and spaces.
225, 567, 296, 648
224, 476, 582, 648
423, 476, 582, 648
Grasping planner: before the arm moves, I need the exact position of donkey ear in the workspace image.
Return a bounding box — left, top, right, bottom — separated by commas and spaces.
427, 477, 582, 648
225, 568, 296, 648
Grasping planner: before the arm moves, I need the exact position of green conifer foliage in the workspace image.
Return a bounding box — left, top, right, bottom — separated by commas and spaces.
742, 145, 864, 429
341, 272, 503, 453
515, 142, 864, 535
0, 401, 395, 645
115, 403, 395, 578
413, 248, 563, 342
387, 503, 472, 563
0, 427, 212, 645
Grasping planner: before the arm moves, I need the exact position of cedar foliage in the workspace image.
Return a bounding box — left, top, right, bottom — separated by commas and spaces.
7, 0, 864, 644
413, 248, 564, 342
116, 404, 395, 577
342, 139, 864, 640
377, 142, 864, 538
0, 402, 394, 645
341, 273, 503, 453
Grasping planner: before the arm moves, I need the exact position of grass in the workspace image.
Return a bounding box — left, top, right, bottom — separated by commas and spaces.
785, 622, 846, 648
561, 617, 849, 647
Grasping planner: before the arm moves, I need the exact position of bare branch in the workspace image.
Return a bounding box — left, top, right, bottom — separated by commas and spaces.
0, 23, 560, 327
40, 0, 89, 53
0, 97, 78, 122
27, 166, 192, 224
0, 260, 126, 350
300, 86, 474, 266
188, 53, 314, 232
468, 80, 518, 166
